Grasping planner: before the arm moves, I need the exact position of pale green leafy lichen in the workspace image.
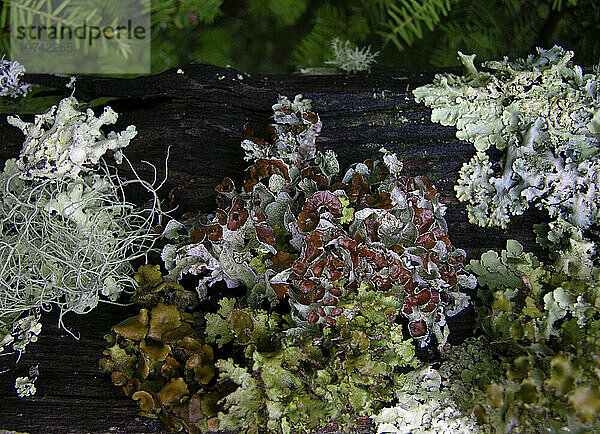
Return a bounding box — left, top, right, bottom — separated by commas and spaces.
373, 366, 478, 434
414, 46, 600, 237
15, 375, 37, 397
461, 240, 600, 431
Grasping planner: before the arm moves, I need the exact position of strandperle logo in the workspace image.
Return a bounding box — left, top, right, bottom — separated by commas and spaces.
10, 0, 150, 74
14, 20, 147, 46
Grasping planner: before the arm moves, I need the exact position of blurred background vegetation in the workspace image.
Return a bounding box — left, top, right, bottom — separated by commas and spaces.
0, 0, 599, 74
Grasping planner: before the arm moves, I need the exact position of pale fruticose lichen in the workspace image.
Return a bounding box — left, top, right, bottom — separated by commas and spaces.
161, 94, 473, 349
8, 96, 136, 180
413, 46, 600, 239
0, 58, 31, 98
372, 367, 481, 434
1, 97, 161, 358
325, 37, 379, 73
372, 337, 499, 434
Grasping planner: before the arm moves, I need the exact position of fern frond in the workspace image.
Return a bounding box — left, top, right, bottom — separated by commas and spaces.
379, 0, 456, 51
426, 0, 551, 67
3, 0, 103, 32
292, 4, 343, 66
248, 0, 307, 26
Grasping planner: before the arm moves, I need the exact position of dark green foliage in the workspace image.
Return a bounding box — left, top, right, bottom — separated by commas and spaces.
379, 0, 457, 52
0, 0, 142, 73
1, 0, 597, 74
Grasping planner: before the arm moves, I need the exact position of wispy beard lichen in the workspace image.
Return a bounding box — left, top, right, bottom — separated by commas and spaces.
1, 97, 161, 358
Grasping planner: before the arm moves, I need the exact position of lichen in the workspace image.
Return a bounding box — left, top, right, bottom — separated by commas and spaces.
162, 95, 472, 349
453, 240, 600, 431
15, 375, 37, 397
1, 97, 161, 355
103, 95, 474, 433
0, 58, 31, 98
413, 46, 600, 241
102, 266, 423, 433
325, 38, 379, 73
7, 96, 136, 180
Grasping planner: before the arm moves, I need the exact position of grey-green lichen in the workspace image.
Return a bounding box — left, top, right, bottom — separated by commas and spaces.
15, 375, 37, 397
413, 46, 600, 236
1, 97, 160, 356
0, 58, 31, 98
464, 240, 600, 431
409, 48, 600, 431
325, 38, 379, 73
102, 95, 476, 433
8, 96, 136, 180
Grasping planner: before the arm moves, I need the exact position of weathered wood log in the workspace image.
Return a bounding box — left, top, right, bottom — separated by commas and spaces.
0, 64, 546, 432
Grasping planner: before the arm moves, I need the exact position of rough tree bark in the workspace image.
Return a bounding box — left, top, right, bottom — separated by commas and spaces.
0, 64, 546, 433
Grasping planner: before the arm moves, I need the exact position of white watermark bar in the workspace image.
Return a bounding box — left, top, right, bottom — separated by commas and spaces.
10, 0, 150, 74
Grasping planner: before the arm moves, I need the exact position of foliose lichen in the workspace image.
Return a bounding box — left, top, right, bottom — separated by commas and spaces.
372, 338, 497, 433
161, 94, 473, 348
7, 96, 136, 180
101, 265, 421, 433
100, 270, 220, 432
15, 375, 37, 397
102, 95, 474, 433
413, 46, 600, 238
373, 234, 600, 432
459, 240, 600, 431
0, 58, 31, 98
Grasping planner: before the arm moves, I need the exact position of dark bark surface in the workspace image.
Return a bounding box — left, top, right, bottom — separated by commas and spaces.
0, 64, 546, 433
